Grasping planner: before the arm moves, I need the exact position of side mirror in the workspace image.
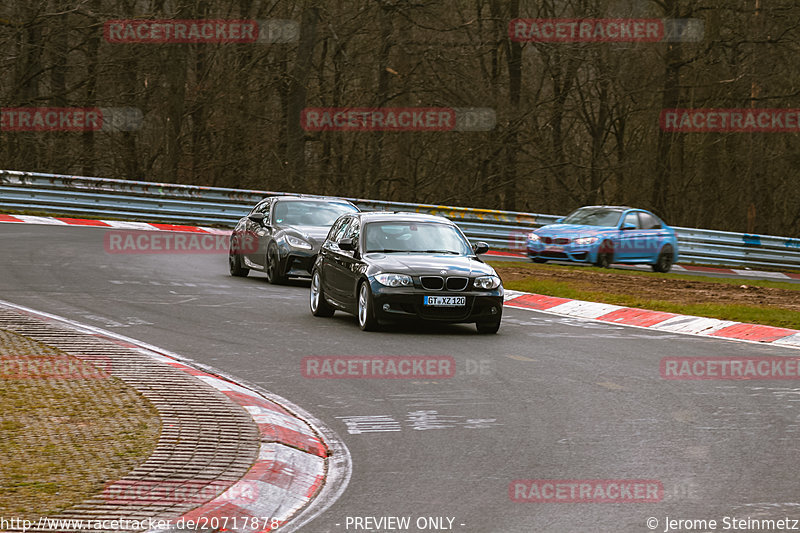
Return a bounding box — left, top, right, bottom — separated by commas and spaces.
338, 238, 356, 251
472, 241, 489, 255
555, 217, 564, 223
248, 213, 266, 225
621, 223, 637, 231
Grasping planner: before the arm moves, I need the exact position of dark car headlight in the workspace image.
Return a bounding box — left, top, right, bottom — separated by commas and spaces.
474, 275, 501, 289
375, 273, 413, 287
286, 235, 312, 250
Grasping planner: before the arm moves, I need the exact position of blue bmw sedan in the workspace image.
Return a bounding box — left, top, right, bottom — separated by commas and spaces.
526, 206, 679, 272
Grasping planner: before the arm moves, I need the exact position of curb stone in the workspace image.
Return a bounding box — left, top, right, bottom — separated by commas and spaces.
503, 290, 800, 349
0, 301, 337, 533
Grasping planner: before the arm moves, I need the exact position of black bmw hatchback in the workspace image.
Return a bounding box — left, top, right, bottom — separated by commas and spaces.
309, 212, 504, 333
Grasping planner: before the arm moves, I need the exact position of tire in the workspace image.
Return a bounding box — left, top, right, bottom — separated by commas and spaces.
228, 236, 249, 277
357, 281, 380, 331
265, 243, 287, 284
310, 270, 335, 317
532, 257, 548, 264
594, 241, 614, 268
476, 319, 501, 334
652, 245, 675, 273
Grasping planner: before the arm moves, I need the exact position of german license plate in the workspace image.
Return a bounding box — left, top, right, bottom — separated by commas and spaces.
545, 245, 563, 252
424, 296, 466, 307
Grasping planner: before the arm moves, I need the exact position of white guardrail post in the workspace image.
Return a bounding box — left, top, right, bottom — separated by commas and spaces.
1, 169, 799, 270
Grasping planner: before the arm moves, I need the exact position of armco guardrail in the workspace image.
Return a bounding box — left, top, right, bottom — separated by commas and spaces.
1, 169, 799, 270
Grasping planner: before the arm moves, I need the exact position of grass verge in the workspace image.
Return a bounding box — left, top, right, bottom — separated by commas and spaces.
0, 329, 160, 517
491, 261, 800, 330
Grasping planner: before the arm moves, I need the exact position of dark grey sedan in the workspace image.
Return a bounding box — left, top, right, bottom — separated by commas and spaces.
228, 196, 359, 283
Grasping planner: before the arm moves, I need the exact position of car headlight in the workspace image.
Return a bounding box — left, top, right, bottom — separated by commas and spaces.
573, 236, 599, 246
473, 275, 501, 289
286, 236, 312, 250
375, 273, 413, 287
527, 233, 540, 242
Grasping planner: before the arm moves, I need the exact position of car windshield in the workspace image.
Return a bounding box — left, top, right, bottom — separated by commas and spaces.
364, 221, 472, 255
561, 208, 622, 227
272, 201, 358, 226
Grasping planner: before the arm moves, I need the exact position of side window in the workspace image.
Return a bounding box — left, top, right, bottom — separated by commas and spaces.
345, 220, 360, 249
326, 218, 342, 242
328, 217, 351, 243
251, 200, 269, 215
653, 215, 663, 230
639, 212, 661, 230
622, 212, 641, 229
259, 200, 272, 222
644, 212, 663, 229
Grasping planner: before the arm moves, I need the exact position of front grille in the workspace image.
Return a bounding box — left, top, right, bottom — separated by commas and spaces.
418, 305, 472, 320
541, 251, 568, 259
541, 236, 570, 245
445, 277, 468, 291
420, 276, 444, 290
554, 238, 570, 245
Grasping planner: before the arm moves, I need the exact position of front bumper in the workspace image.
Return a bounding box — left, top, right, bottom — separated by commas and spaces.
527, 243, 596, 263
369, 281, 503, 324
278, 244, 318, 278
278, 252, 315, 277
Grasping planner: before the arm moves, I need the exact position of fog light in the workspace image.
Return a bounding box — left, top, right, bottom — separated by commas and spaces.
383, 304, 390, 311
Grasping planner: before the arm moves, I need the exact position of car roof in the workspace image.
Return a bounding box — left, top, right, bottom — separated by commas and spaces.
569, 205, 665, 221
271, 195, 354, 204
575, 205, 634, 211
351, 211, 454, 224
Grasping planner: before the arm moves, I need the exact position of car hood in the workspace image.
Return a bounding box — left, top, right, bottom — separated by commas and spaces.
364, 253, 497, 277
282, 225, 331, 248
534, 224, 616, 239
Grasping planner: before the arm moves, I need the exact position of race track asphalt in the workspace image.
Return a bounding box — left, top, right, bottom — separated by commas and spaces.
1, 224, 798, 533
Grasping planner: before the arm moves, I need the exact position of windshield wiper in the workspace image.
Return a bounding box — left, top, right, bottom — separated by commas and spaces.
420, 250, 461, 254
366, 249, 462, 254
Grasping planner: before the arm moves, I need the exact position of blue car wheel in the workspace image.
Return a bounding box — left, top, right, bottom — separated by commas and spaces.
594, 240, 614, 268
652, 244, 675, 273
